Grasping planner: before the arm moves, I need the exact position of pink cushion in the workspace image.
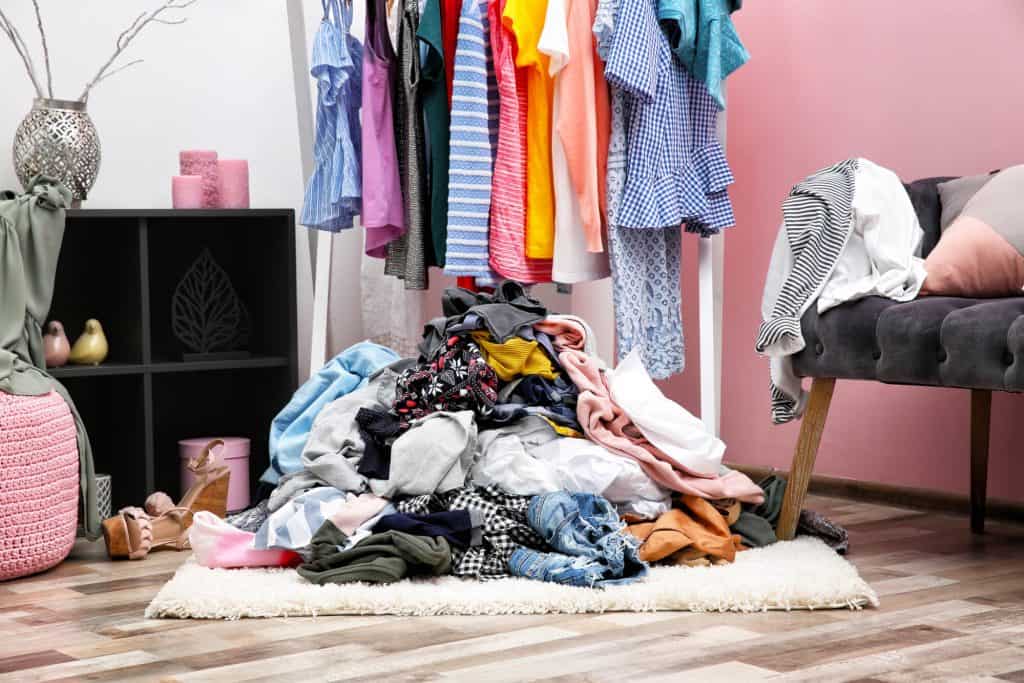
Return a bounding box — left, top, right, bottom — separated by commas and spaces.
0, 391, 79, 582
921, 215, 1024, 297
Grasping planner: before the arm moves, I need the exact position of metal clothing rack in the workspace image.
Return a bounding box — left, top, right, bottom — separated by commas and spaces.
288, 2, 724, 437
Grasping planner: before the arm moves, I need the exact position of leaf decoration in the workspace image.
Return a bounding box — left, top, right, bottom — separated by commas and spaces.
171, 248, 249, 354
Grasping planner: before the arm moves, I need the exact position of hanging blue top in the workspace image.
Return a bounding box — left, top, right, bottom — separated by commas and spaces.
300, 0, 363, 232
605, 0, 734, 235
657, 0, 748, 110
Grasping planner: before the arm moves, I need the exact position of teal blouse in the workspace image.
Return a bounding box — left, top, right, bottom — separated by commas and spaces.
658, 0, 748, 109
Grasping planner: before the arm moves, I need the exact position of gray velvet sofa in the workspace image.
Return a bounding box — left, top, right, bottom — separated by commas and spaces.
777, 177, 1019, 539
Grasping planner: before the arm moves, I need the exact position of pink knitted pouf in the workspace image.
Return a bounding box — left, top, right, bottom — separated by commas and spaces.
0, 391, 79, 581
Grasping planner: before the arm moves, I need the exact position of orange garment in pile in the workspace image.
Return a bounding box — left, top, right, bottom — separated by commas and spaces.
627, 496, 745, 566
503, 0, 555, 259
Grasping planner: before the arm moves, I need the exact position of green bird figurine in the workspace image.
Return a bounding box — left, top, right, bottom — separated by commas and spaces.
69, 319, 109, 365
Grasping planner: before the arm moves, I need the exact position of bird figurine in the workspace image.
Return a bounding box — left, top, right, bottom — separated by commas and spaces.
69, 319, 109, 365
43, 320, 71, 368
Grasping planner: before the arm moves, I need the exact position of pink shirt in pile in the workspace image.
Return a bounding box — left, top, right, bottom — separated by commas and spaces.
559, 349, 764, 503
487, 0, 552, 283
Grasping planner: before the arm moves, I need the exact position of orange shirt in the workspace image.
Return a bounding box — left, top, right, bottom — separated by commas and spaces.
558, 0, 609, 253
503, 0, 555, 259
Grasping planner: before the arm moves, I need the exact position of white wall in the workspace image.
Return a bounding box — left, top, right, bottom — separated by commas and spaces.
0, 0, 320, 378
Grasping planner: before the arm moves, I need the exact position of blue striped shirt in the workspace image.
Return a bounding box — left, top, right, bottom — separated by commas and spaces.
443, 0, 498, 279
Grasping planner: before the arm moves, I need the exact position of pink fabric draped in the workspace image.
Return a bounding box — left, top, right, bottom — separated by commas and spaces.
559, 350, 764, 503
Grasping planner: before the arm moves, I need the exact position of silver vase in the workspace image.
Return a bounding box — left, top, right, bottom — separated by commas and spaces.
13, 98, 101, 202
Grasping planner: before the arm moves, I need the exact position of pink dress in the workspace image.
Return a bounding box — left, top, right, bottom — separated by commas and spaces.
486, 0, 551, 283
361, 0, 406, 257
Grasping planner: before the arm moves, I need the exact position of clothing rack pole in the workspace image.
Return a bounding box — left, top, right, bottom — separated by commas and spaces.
290, 1, 332, 375
698, 104, 727, 437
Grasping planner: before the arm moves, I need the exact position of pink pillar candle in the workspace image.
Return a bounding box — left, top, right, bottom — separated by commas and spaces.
217, 159, 250, 209
179, 150, 220, 208
172, 175, 204, 209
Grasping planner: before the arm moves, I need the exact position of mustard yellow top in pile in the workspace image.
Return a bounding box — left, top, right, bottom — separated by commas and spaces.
470, 331, 559, 382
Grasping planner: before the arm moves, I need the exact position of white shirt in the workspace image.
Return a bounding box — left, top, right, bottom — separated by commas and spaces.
817, 158, 927, 313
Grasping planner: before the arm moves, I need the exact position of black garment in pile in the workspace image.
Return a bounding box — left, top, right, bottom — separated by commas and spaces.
372, 509, 483, 549
355, 407, 403, 479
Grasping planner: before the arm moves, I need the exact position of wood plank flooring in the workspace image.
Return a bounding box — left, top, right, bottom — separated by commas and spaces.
3, 494, 1024, 682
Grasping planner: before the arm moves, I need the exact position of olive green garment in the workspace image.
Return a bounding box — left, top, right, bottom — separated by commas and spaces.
730, 474, 786, 548
297, 522, 452, 585
0, 177, 99, 540
417, 0, 449, 266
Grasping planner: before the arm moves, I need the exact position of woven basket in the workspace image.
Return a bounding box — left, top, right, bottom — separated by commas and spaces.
0, 391, 80, 581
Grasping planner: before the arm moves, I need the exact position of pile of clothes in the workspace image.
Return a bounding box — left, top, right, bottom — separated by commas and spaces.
192, 284, 847, 588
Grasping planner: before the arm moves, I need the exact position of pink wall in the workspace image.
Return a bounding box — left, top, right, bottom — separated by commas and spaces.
664, 1, 1024, 500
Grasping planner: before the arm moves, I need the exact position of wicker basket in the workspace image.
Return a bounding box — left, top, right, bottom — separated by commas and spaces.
0, 391, 80, 581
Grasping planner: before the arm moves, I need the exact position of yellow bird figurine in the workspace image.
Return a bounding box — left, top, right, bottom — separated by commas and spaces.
69, 319, 109, 365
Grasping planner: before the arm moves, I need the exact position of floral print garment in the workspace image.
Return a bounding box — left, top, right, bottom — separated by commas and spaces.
393, 335, 498, 428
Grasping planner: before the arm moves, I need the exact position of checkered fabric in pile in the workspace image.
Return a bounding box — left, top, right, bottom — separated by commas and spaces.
396, 484, 545, 579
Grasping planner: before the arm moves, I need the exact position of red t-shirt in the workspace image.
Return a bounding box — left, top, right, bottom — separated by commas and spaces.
441, 0, 461, 108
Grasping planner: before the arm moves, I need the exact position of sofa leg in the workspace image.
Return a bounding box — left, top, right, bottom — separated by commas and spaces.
970, 389, 991, 534
777, 378, 836, 541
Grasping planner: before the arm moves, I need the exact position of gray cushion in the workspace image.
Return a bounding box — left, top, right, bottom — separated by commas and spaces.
792, 175, 1024, 391
938, 172, 995, 232
903, 177, 953, 257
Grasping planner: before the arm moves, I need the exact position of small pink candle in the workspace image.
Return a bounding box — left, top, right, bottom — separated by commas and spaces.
172, 175, 203, 209
217, 159, 250, 209
179, 149, 220, 208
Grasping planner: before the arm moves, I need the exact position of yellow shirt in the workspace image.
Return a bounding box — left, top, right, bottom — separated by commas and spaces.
503, 0, 555, 259
471, 331, 559, 382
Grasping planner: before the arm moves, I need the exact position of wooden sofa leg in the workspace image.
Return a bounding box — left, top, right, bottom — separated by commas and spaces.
777, 378, 836, 541
970, 389, 991, 534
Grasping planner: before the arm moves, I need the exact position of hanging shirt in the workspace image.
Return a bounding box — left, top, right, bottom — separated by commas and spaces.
443, 0, 498, 279
605, 0, 733, 236
488, 0, 552, 283
362, 0, 406, 256
300, 0, 363, 232
658, 0, 748, 110
418, 0, 450, 266
504, 0, 556, 259
599, 0, 689, 378
385, 0, 432, 289
540, 0, 611, 283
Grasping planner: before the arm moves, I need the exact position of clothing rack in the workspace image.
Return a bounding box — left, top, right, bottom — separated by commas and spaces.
287, 1, 724, 437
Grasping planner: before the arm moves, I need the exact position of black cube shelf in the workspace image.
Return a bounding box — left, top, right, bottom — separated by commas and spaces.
49, 209, 299, 511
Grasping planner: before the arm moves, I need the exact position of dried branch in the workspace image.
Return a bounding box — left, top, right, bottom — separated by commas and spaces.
79, 0, 198, 101
91, 59, 144, 87
0, 8, 44, 97
31, 0, 53, 97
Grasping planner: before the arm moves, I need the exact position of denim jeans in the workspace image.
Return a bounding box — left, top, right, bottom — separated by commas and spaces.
508, 492, 647, 588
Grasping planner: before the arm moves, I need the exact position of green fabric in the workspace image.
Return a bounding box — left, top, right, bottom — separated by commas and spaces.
731, 511, 777, 548
730, 473, 786, 548
0, 177, 98, 540
417, 0, 449, 266
751, 474, 787, 526
297, 522, 452, 585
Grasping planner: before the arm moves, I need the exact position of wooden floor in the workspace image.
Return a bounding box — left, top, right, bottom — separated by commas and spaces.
3, 493, 1024, 682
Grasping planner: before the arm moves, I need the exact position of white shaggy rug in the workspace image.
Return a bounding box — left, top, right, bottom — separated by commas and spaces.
146, 537, 877, 619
